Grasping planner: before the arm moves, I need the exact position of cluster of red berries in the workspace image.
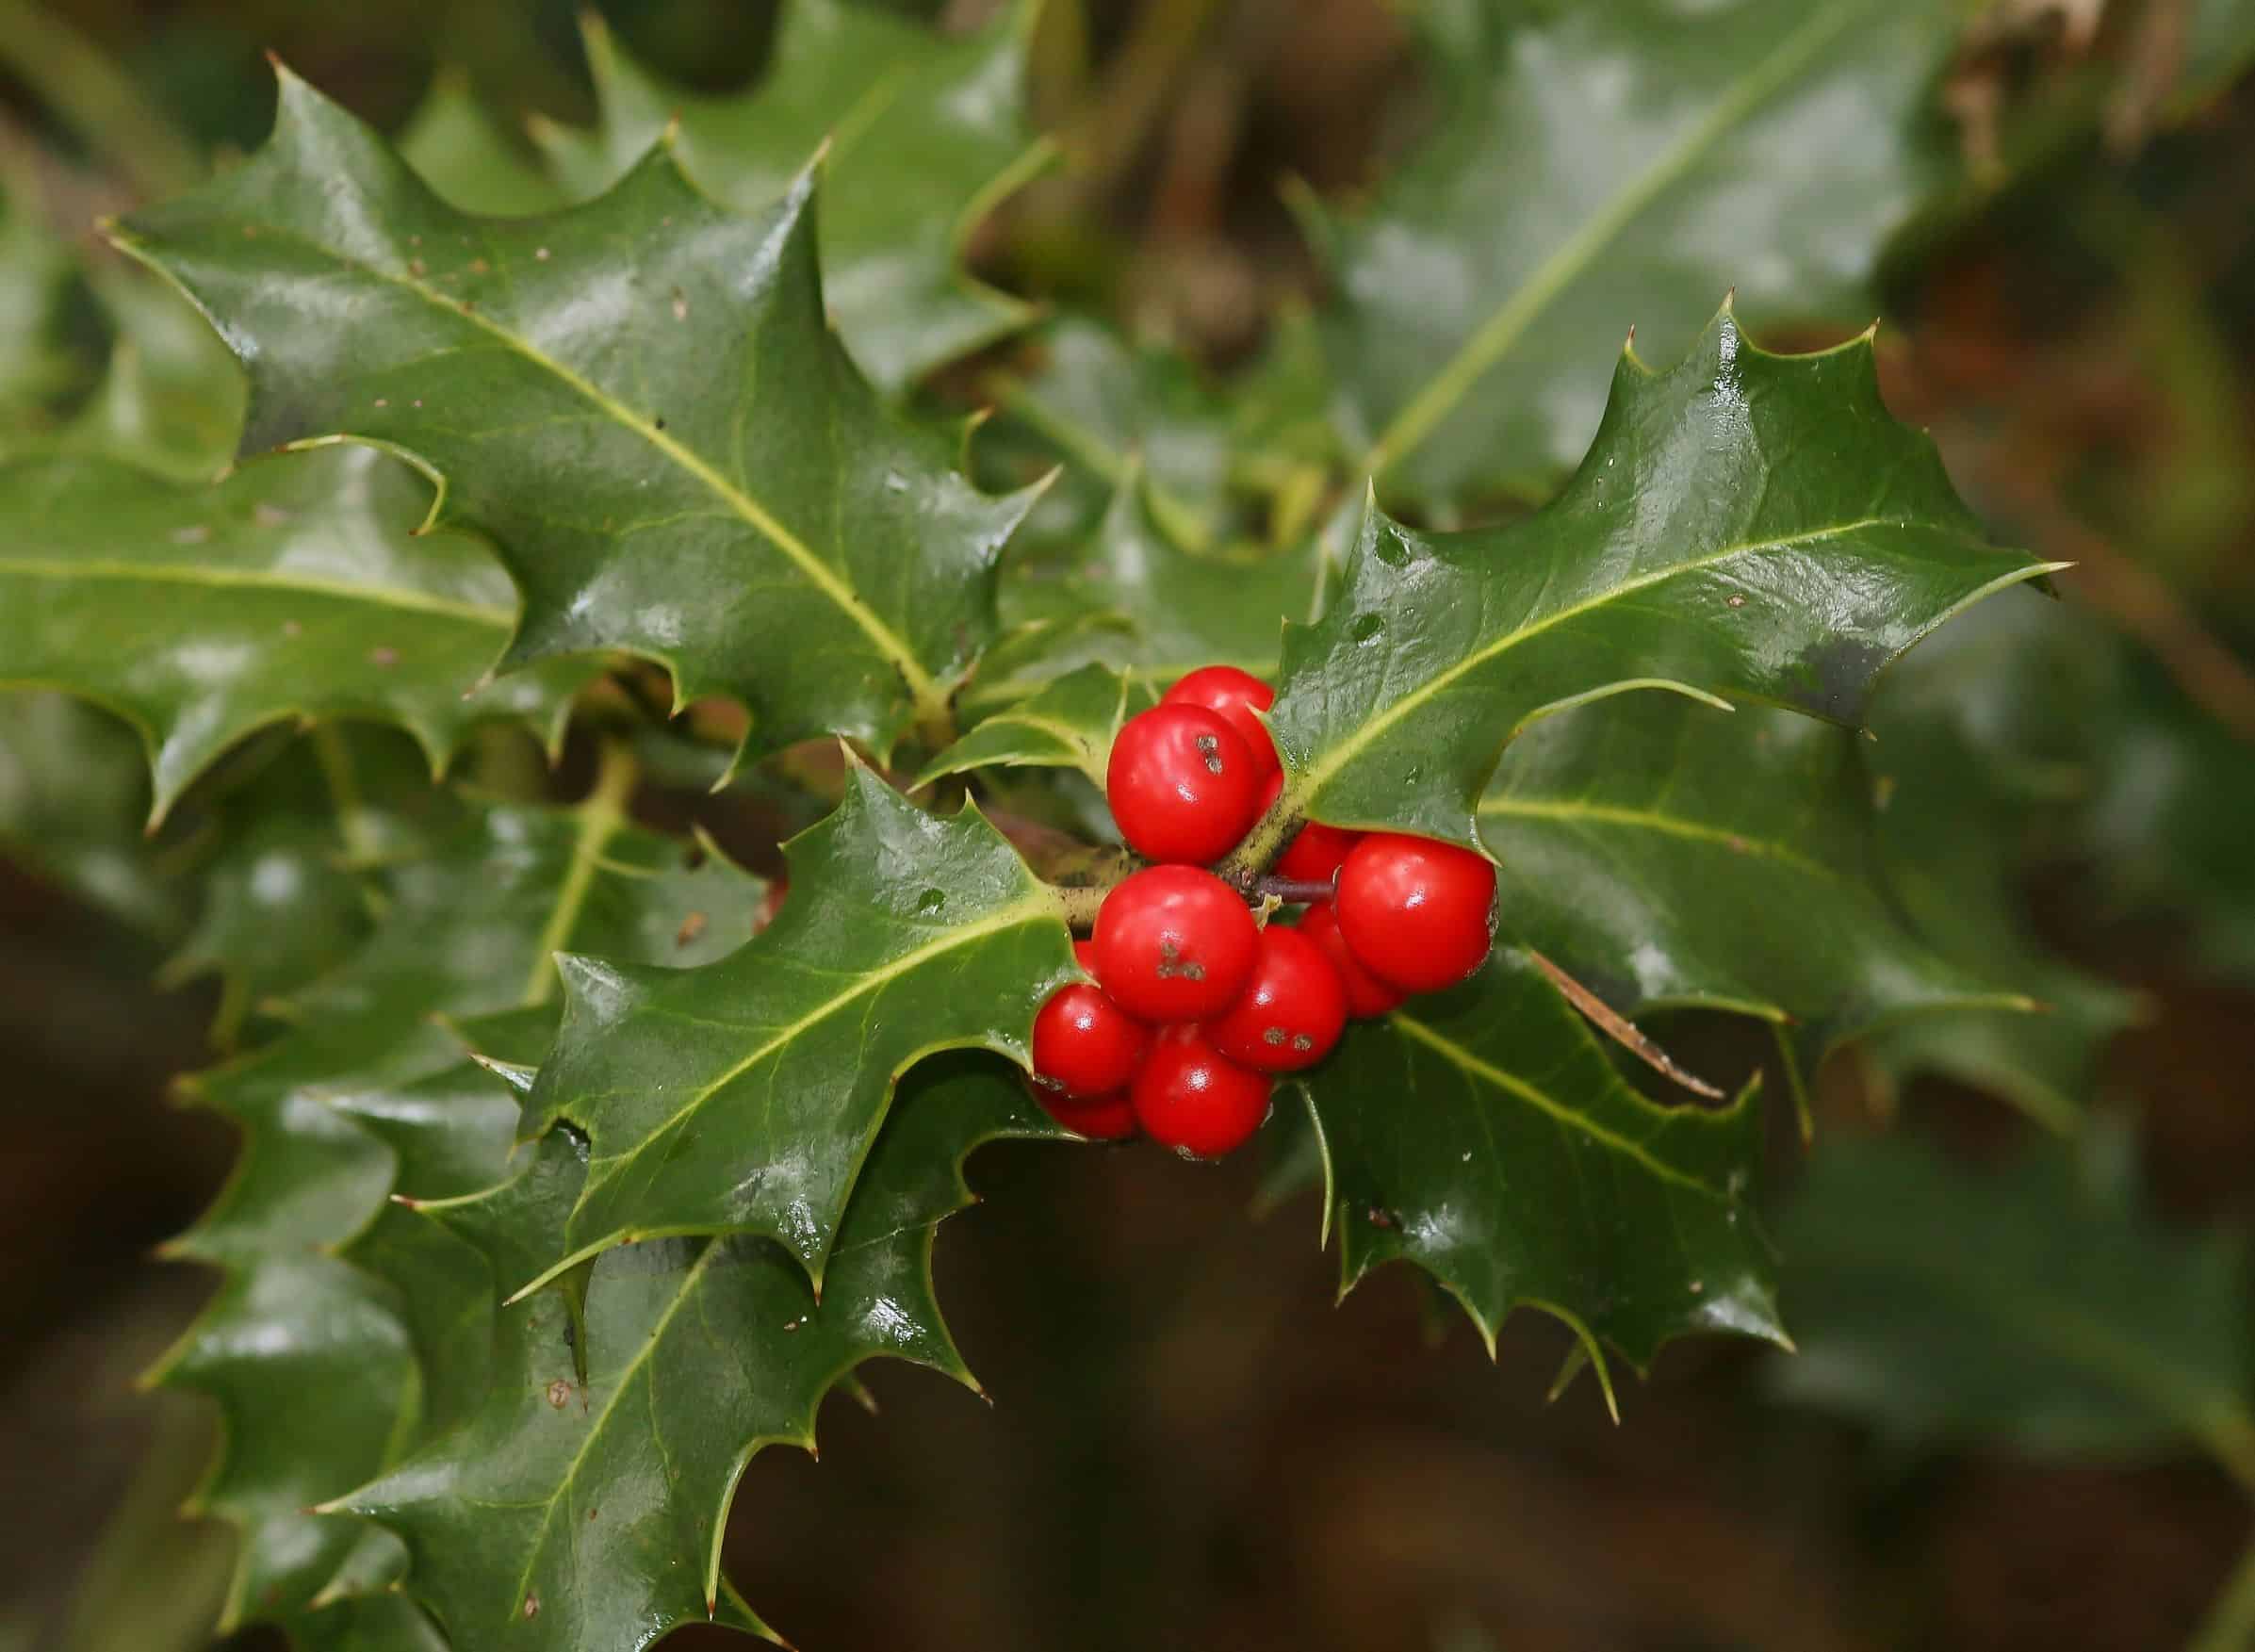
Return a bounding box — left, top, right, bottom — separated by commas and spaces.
1029, 665, 1497, 1158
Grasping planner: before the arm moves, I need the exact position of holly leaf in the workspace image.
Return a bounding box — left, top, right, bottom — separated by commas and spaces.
156, 735, 383, 1043
915, 662, 1155, 788
345, 1055, 1065, 1651
1254, 315, 2055, 859
63, 271, 247, 481
152, 778, 770, 1628
286, 1594, 451, 1652
971, 470, 1330, 712
1478, 690, 2043, 1123
2079, 662, 2255, 990
0, 692, 188, 940
398, 72, 568, 218
113, 69, 1038, 765
1314, 0, 1960, 510
519, 761, 1075, 1288
1296, 947, 1785, 1383
1857, 597, 2144, 1123
536, 0, 1049, 391
0, 445, 586, 823
979, 314, 1341, 553
1775, 1129, 2255, 1477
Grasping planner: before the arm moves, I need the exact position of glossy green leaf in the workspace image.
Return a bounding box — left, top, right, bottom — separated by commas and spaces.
1255, 315, 2054, 859
1297, 947, 1785, 1376
1316, 0, 1957, 509
520, 761, 1075, 1287
972, 470, 1329, 712
915, 662, 1154, 788
153, 782, 769, 1628
981, 314, 1339, 552
1479, 690, 2041, 1120
0, 445, 585, 822
157, 736, 381, 1041
347, 1055, 1065, 1652
1776, 1130, 2255, 1480
537, 0, 1049, 391
114, 70, 1038, 764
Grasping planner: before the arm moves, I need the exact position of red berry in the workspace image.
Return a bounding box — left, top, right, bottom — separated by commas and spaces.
1208, 925, 1347, 1071
1274, 818, 1360, 887
1037, 1087, 1138, 1141
1106, 703, 1264, 864
1132, 1024, 1272, 1157
1163, 665, 1278, 781
1297, 903, 1405, 1019
1032, 979, 1152, 1099
1335, 833, 1495, 992
1091, 866, 1259, 1022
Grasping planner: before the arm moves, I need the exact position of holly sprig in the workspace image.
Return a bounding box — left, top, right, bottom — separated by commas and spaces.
0, 4, 2118, 1649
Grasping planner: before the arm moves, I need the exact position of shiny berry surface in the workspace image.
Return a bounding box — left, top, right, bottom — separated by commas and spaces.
1106, 703, 1265, 863
1297, 902, 1406, 1019
1091, 866, 1259, 1022
1273, 818, 1360, 887
1208, 925, 1347, 1071
1335, 833, 1496, 992
1162, 665, 1279, 781
1032, 981, 1152, 1099
1132, 1025, 1272, 1158
1037, 1088, 1138, 1141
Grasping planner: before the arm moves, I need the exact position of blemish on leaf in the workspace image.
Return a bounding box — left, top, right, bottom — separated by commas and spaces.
408, 257, 426, 277
171, 525, 209, 545
547, 1380, 572, 1408
1726, 594, 1746, 609
469, 257, 490, 275
1350, 613, 1384, 646
676, 911, 708, 948
523, 1595, 540, 1621
534, 246, 550, 260
671, 288, 689, 321
369, 646, 399, 668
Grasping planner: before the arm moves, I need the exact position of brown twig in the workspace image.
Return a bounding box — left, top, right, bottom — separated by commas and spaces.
1527, 950, 1726, 1102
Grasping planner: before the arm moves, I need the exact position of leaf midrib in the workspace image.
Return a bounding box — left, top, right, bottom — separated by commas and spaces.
1478, 794, 1841, 886
1296, 514, 1906, 798
0, 553, 512, 627
582, 895, 1052, 1179
1362, 0, 1874, 479
118, 208, 942, 710
1385, 1008, 1723, 1200
506, 1238, 725, 1624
